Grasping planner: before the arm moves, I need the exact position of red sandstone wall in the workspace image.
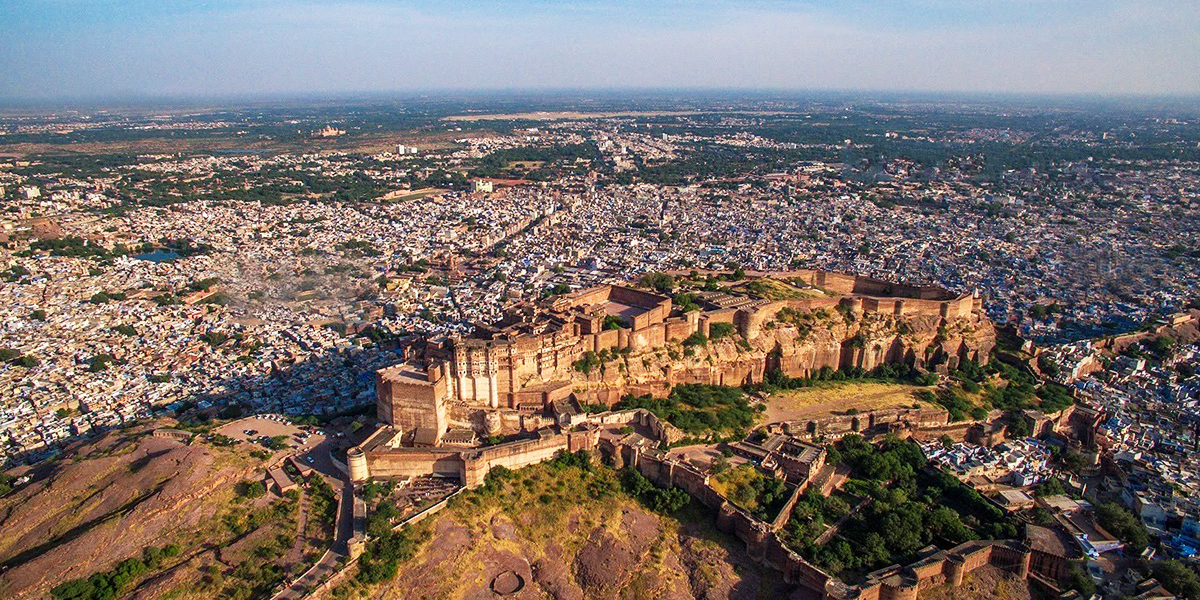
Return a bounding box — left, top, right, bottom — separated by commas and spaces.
462, 433, 572, 486
664, 319, 694, 343
564, 285, 612, 308
629, 448, 832, 595
631, 323, 666, 352
706, 308, 739, 324
365, 449, 465, 479
593, 329, 620, 353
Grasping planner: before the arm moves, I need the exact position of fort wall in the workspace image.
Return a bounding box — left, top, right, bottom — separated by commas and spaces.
845, 541, 1033, 600
376, 363, 449, 443
779, 405, 952, 441
360, 409, 658, 487
363, 448, 466, 479
388, 275, 992, 426
359, 401, 1040, 600
664, 316, 695, 343
461, 432, 578, 487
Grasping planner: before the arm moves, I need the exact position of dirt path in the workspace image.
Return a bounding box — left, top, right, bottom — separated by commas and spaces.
284, 490, 309, 566
813, 496, 871, 546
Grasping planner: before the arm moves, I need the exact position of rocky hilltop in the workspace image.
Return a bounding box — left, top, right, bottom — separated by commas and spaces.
0, 425, 261, 599
379, 270, 996, 443
566, 283, 996, 402
367, 460, 799, 600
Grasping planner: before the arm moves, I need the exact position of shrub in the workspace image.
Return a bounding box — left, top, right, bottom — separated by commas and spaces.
620, 468, 689, 514
573, 351, 602, 375
682, 331, 708, 347
236, 480, 267, 499
709, 322, 735, 340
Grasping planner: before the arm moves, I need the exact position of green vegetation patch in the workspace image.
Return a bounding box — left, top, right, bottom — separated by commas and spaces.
761, 363, 938, 392
1095, 501, 1150, 553
1152, 560, 1200, 599
787, 435, 1018, 581
616, 384, 763, 440
638, 271, 675, 294
709, 465, 790, 521
730, 278, 819, 301
51, 544, 181, 600
708, 322, 736, 340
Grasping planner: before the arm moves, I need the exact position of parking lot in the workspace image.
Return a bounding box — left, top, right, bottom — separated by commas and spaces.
213, 415, 325, 451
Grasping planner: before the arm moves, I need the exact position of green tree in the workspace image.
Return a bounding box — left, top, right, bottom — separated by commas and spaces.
1034, 478, 1065, 497
709, 322, 736, 340
1094, 502, 1149, 552
1005, 412, 1030, 438
1065, 562, 1096, 597
638, 271, 675, 294
1152, 560, 1200, 599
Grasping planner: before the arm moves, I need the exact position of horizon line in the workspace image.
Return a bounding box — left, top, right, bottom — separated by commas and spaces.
3, 86, 1200, 112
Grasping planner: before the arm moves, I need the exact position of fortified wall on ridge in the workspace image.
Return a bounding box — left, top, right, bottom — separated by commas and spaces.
341, 271, 1069, 600
347, 404, 1064, 600
371, 269, 995, 446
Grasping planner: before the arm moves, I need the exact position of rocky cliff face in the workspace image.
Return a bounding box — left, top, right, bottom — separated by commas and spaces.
571, 307, 995, 402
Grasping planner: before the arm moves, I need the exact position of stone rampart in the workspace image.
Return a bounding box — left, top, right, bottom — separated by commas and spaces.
358, 400, 1034, 600
782, 406, 951, 440
841, 541, 1032, 600
460, 432, 576, 487
362, 447, 466, 480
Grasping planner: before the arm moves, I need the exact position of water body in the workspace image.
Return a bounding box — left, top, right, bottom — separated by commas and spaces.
133, 249, 179, 263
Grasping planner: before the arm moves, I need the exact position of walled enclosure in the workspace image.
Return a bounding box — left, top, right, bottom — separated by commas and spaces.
375, 271, 996, 441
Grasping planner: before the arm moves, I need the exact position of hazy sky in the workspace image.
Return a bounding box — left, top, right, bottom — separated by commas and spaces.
1, 0, 1198, 100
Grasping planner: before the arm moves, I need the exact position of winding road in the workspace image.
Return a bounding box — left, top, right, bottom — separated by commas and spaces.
272, 437, 354, 600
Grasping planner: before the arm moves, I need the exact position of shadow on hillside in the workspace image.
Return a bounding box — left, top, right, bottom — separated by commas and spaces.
179, 341, 404, 426
670, 499, 803, 599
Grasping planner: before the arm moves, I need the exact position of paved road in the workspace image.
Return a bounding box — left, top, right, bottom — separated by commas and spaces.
273, 438, 354, 600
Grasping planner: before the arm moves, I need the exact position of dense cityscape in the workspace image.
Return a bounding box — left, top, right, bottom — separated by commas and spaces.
1, 99, 1196, 467
0, 94, 1197, 600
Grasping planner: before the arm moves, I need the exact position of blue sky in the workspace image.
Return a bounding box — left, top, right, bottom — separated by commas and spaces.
1, 0, 1197, 100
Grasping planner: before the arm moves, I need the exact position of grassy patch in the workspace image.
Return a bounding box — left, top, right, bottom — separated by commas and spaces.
765, 381, 929, 422
729, 278, 822, 301
709, 465, 790, 521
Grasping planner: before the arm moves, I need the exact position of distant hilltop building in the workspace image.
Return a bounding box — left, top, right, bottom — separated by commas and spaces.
315, 125, 345, 137
20, 186, 40, 199
396, 144, 419, 155
472, 179, 494, 194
